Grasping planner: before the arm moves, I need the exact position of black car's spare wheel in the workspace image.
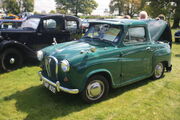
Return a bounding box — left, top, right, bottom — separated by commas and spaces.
0, 48, 23, 72
152, 62, 164, 79
81, 75, 109, 103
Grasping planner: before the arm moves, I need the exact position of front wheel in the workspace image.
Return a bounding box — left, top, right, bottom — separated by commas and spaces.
152, 62, 164, 79
81, 75, 109, 103
0, 48, 23, 72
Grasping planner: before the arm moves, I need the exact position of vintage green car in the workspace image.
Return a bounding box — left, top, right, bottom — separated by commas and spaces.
38, 19, 172, 103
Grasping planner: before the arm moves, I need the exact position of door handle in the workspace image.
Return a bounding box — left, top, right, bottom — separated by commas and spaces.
37, 33, 42, 36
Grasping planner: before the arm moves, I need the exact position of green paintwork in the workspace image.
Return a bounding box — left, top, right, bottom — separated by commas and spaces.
39, 19, 172, 92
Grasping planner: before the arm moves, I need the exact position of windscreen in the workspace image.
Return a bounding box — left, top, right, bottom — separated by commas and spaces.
83, 24, 121, 43
21, 18, 40, 30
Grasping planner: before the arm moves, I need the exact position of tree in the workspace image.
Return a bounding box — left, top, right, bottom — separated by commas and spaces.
55, 0, 98, 16
109, 0, 125, 16
144, 0, 171, 18
2, 0, 34, 14
109, 0, 142, 17
171, 0, 180, 28
145, 0, 179, 28
50, 10, 56, 14
124, 0, 141, 17
2, 0, 20, 14
21, 0, 34, 12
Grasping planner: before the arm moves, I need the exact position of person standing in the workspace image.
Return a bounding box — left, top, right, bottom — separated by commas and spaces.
139, 11, 148, 19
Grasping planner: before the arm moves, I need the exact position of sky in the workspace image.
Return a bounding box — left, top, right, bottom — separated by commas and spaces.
34, 0, 111, 15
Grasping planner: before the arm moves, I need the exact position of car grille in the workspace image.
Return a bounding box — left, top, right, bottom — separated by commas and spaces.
44, 56, 59, 80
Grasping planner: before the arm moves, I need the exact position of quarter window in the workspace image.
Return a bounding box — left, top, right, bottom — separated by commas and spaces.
43, 19, 57, 29
124, 27, 146, 44
65, 21, 78, 30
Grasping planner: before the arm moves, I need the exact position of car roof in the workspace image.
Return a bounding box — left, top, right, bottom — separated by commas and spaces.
89, 19, 147, 26
0, 19, 24, 23
28, 14, 79, 19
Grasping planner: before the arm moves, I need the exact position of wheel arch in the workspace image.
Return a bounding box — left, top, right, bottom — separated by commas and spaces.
0, 40, 36, 59
152, 47, 171, 72
85, 69, 114, 89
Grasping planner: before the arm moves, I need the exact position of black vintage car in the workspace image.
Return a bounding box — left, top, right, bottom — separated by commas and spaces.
175, 30, 180, 43
0, 14, 82, 71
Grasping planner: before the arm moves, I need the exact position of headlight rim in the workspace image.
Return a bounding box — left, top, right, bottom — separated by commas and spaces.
61, 59, 70, 72
37, 50, 43, 61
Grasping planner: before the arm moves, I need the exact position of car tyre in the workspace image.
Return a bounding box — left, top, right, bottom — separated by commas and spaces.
81, 75, 109, 103
0, 48, 23, 72
152, 62, 164, 79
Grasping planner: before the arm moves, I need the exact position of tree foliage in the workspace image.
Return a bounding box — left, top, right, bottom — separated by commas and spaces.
2, 0, 20, 14
56, 0, 98, 16
49, 10, 56, 14
20, 0, 34, 12
145, 0, 179, 28
2, 0, 34, 14
109, 0, 141, 17
144, 0, 171, 18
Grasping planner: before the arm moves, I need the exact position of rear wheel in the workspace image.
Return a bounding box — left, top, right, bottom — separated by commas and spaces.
152, 62, 164, 79
0, 48, 23, 72
81, 75, 109, 103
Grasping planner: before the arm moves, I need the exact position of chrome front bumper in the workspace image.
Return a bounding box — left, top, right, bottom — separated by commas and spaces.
38, 72, 79, 94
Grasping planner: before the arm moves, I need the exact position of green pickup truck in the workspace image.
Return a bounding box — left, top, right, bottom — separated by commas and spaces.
37, 19, 172, 103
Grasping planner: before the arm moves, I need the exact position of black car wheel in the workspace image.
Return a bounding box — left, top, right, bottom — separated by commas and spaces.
152, 62, 164, 79
0, 48, 23, 72
81, 75, 109, 103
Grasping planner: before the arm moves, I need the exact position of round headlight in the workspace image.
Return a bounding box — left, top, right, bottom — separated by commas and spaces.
37, 50, 43, 61
61, 59, 70, 72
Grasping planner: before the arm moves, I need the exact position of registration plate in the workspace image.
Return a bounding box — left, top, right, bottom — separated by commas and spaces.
43, 81, 56, 93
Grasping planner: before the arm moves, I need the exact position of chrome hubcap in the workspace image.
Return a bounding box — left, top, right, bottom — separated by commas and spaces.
155, 63, 163, 78
9, 58, 15, 64
86, 80, 104, 100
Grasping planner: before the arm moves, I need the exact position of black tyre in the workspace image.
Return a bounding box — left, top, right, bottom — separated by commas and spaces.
0, 48, 23, 72
81, 75, 109, 103
152, 62, 164, 79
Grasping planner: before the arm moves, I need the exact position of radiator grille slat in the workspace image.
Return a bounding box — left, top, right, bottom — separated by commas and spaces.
45, 56, 59, 80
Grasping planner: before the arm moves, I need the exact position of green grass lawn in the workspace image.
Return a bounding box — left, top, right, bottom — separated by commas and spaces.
0, 29, 180, 120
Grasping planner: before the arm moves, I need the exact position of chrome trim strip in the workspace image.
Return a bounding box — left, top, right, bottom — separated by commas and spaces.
38, 72, 79, 94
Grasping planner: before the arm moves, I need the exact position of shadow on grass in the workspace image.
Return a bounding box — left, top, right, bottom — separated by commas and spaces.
172, 42, 180, 45
108, 77, 160, 99
4, 85, 90, 120
175, 54, 180, 57
3, 76, 160, 120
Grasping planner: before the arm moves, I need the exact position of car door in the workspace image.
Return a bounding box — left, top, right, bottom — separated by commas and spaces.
121, 26, 153, 83
64, 16, 81, 41
34, 17, 64, 50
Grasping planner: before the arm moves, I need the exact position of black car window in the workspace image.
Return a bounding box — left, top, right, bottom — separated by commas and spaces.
65, 20, 78, 30
124, 27, 146, 44
43, 19, 56, 29
43, 19, 57, 30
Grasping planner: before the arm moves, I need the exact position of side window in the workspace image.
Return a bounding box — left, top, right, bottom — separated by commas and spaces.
124, 27, 146, 44
43, 19, 57, 30
65, 21, 78, 30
